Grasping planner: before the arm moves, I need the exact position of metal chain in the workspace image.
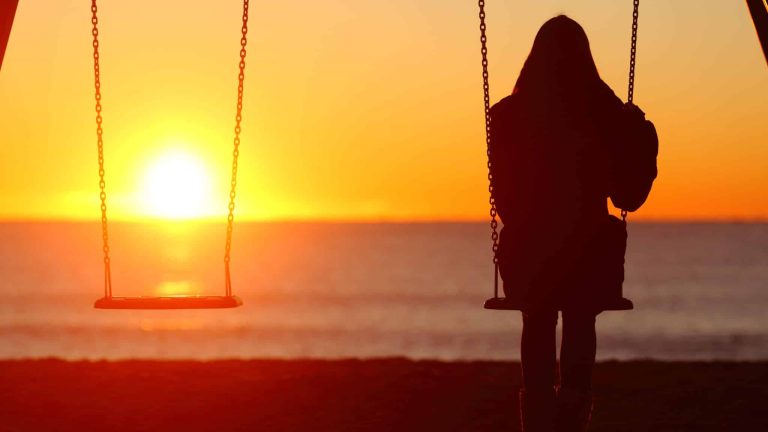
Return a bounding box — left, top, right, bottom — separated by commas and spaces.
622, 0, 640, 222
478, 0, 500, 298
627, 0, 639, 105
91, 0, 112, 298
224, 0, 250, 297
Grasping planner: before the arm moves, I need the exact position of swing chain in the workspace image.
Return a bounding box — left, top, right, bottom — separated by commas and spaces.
91, 0, 112, 298
478, 0, 500, 298
627, 0, 639, 105
224, 0, 249, 297
623, 0, 640, 222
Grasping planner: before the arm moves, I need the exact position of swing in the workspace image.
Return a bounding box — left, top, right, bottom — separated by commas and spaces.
479, 1, 641, 311
91, 0, 249, 309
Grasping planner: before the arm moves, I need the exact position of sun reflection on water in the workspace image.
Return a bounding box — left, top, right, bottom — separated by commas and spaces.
154, 280, 201, 297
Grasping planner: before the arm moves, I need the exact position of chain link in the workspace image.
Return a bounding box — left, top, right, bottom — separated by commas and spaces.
224, 0, 250, 296
627, 0, 639, 105
623, 0, 640, 222
478, 0, 500, 298
91, 0, 112, 297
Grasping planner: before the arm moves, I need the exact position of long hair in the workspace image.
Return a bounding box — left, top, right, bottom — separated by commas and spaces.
513, 16, 602, 108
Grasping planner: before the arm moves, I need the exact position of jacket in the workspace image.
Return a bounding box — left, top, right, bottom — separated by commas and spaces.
489, 82, 658, 310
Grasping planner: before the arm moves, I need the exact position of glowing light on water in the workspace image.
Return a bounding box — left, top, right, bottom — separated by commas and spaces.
154, 280, 201, 297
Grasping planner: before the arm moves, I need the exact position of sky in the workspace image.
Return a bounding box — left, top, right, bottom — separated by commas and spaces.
0, 0, 766, 221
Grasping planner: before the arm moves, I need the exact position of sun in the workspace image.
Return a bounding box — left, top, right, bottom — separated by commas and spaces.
140, 150, 215, 219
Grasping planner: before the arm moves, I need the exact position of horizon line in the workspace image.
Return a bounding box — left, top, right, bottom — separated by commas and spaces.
0, 216, 766, 224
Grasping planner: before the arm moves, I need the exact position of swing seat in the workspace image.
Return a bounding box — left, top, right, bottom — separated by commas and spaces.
94, 295, 243, 310
484, 296, 633, 311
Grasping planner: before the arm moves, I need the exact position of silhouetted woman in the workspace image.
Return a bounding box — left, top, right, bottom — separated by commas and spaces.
489, 16, 657, 432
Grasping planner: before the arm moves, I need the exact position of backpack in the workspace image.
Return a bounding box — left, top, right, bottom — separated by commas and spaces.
610, 106, 659, 212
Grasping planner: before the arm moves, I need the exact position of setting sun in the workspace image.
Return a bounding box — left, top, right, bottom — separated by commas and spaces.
140, 150, 214, 219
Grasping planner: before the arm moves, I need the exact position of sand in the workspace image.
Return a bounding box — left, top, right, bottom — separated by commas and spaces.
1, 359, 766, 431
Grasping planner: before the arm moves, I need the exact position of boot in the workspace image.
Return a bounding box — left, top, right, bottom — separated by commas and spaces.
554, 387, 593, 432
519, 387, 556, 432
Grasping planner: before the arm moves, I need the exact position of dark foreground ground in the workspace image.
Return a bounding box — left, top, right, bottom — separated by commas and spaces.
0, 359, 766, 431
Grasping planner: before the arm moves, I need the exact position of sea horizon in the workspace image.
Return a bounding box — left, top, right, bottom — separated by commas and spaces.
1, 218, 767, 224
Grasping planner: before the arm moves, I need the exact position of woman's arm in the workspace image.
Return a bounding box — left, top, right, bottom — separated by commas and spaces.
489, 96, 516, 222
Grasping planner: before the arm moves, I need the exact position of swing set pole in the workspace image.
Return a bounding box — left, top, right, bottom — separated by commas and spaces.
746, 0, 768, 65
0, 0, 19, 71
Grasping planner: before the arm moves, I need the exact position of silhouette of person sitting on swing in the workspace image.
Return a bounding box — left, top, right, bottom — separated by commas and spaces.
489, 15, 658, 432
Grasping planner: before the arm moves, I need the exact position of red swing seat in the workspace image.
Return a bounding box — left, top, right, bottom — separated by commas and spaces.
94, 295, 243, 310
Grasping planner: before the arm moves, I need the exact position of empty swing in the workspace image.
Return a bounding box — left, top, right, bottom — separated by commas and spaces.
91, 0, 249, 309
479, 1, 642, 311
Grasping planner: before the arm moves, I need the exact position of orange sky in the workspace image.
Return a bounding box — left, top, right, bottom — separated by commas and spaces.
0, 0, 766, 221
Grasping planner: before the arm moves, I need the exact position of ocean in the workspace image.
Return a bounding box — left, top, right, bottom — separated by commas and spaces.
0, 222, 766, 361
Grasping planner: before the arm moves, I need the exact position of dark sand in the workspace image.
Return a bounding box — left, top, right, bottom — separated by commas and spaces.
1, 359, 766, 431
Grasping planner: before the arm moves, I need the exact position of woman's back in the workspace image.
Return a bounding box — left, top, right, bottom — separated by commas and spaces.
490, 86, 621, 228
490, 85, 625, 306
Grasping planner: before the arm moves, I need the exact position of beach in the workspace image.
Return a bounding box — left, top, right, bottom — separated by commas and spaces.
1, 359, 766, 431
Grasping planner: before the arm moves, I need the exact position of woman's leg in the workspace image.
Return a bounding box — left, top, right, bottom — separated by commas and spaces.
559, 310, 597, 391
557, 310, 598, 432
521, 309, 559, 389
520, 309, 558, 431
